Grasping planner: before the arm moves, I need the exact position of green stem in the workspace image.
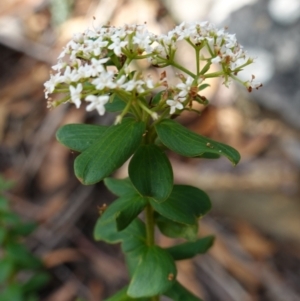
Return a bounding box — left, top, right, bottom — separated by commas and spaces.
145, 204, 155, 246
145, 198, 159, 301
195, 48, 200, 75
170, 61, 196, 78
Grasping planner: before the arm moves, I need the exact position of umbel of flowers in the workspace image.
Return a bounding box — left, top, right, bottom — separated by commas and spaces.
46, 21, 261, 301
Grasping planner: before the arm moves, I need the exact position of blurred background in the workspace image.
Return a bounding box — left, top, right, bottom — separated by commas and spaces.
0, 0, 300, 300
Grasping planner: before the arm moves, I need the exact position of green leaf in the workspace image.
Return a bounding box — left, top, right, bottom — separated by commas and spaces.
95, 214, 146, 276
6, 242, 42, 270
0, 176, 14, 192
22, 272, 49, 294
0, 258, 14, 282
0, 227, 6, 244
164, 281, 204, 301
199, 83, 210, 91
11, 222, 36, 237
0, 196, 9, 211
105, 95, 127, 112
166, 236, 215, 260
104, 177, 136, 197
104, 286, 149, 301
94, 210, 147, 250
75, 118, 146, 185
155, 214, 198, 241
1, 211, 20, 226
0, 283, 23, 301
196, 152, 221, 159
94, 192, 147, 241
121, 219, 147, 254
151, 90, 165, 105
127, 246, 177, 298
150, 185, 211, 225
155, 119, 240, 165
129, 144, 173, 203
115, 194, 148, 231
56, 124, 109, 152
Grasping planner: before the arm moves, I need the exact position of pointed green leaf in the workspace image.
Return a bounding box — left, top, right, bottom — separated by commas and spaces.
94, 196, 147, 252
6, 242, 42, 269
105, 95, 127, 112
0, 283, 23, 301
164, 281, 204, 301
0, 258, 14, 282
115, 194, 148, 231
56, 124, 108, 152
0, 227, 5, 245
155, 119, 240, 165
22, 272, 49, 294
104, 286, 149, 301
150, 185, 211, 225
155, 214, 198, 241
199, 83, 210, 91
94, 192, 147, 242
75, 118, 146, 185
104, 177, 136, 197
1, 211, 20, 226
11, 222, 36, 237
127, 246, 177, 298
0, 196, 9, 211
166, 236, 215, 260
151, 90, 165, 105
95, 214, 146, 276
129, 144, 173, 202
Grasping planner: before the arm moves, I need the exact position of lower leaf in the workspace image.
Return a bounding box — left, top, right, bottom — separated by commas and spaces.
164, 281, 204, 301
127, 246, 177, 298
166, 236, 215, 260
104, 286, 149, 301
155, 214, 198, 241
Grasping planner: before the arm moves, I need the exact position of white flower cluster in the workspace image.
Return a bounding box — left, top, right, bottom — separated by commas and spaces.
44, 21, 261, 118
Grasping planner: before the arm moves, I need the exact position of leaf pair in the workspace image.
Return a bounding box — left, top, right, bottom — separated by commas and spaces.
94, 194, 176, 298
57, 118, 240, 186
103, 177, 212, 242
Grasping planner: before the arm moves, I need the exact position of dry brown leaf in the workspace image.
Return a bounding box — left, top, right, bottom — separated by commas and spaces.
88, 279, 104, 301
37, 142, 69, 192
37, 193, 68, 223
44, 280, 78, 301
43, 248, 83, 268
176, 260, 205, 299
235, 221, 276, 260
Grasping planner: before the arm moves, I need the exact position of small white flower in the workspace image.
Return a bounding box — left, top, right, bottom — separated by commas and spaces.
52, 60, 67, 71
69, 83, 82, 108
89, 58, 109, 76
85, 95, 110, 115
85, 39, 109, 56
166, 95, 185, 114
176, 76, 193, 98
44, 73, 63, 98
91, 71, 116, 90
62, 66, 80, 83
77, 65, 92, 78
133, 30, 152, 52
122, 79, 145, 92
108, 37, 128, 56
